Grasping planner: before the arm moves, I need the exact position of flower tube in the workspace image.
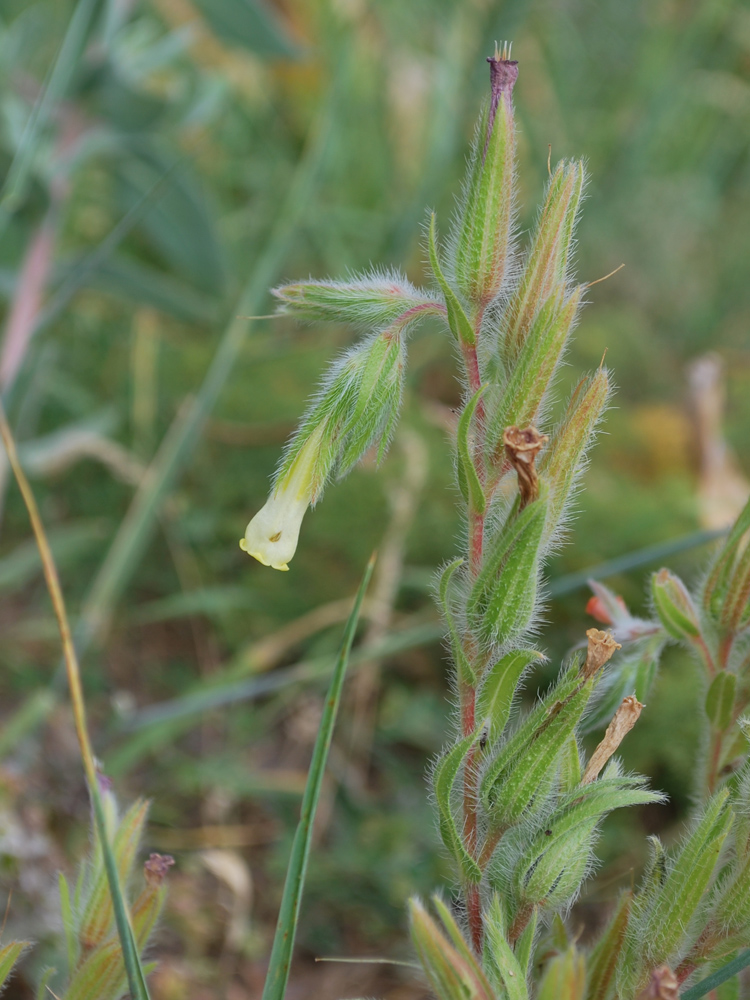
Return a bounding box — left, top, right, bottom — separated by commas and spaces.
240, 425, 325, 571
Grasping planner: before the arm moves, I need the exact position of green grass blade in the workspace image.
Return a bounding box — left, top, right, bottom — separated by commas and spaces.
681, 951, 750, 1000
0, 0, 102, 225
261, 555, 375, 1000
89, 784, 151, 1000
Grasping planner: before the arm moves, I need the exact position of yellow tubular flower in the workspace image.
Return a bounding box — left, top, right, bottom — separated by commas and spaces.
240, 426, 324, 571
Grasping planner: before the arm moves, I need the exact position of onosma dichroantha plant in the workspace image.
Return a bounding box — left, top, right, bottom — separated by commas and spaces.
245, 45, 750, 1000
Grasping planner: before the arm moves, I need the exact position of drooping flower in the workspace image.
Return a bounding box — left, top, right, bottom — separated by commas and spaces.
241, 320, 413, 570
241, 425, 325, 571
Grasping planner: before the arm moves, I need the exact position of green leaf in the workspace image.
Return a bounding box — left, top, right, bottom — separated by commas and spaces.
640, 791, 733, 968
515, 906, 538, 979
516, 776, 660, 907
706, 672, 737, 731
481, 665, 583, 803
35, 967, 57, 1000
62, 938, 128, 1000
191, 0, 298, 58
721, 538, 750, 631
0, 942, 30, 987
433, 733, 482, 884
486, 285, 583, 450
469, 493, 547, 646
482, 676, 594, 823
558, 734, 582, 792
428, 213, 475, 346
651, 568, 701, 640
80, 798, 149, 949
457, 385, 487, 515
261, 556, 374, 1000
483, 895, 529, 1000
432, 896, 483, 968
476, 649, 544, 746
437, 559, 475, 684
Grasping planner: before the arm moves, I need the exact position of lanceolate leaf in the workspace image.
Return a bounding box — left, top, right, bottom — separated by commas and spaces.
457, 385, 487, 515
437, 559, 475, 684
0, 942, 31, 988
517, 776, 661, 907
640, 791, 733, 971
483, 895, 529, 1000
476, 649, 544, 745
428, 214, 476, 346
433, 734, 482, 883
482, 679, 594, 823
470, 494, 548, 646
486, 285, 583, 450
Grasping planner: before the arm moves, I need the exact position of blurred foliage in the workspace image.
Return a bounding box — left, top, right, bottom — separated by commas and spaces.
0, 0, 749, 996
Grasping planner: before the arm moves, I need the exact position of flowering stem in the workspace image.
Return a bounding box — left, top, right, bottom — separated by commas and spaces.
459, 318, 488, 955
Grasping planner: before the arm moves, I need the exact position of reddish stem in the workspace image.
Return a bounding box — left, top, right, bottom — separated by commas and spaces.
467, 883, 483, 955
694, 634, 718, 675
508, 903, 534, 945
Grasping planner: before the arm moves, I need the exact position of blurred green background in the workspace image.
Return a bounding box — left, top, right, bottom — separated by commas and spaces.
1, 0, 749, 996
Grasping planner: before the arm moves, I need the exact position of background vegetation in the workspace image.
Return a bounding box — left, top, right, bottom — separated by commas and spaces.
1, 0, 749, 995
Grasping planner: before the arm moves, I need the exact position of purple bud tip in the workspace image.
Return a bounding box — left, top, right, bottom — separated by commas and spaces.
485, 51, 518, 143
487, 55, 519, 99
97, 771, 114, 794
144, 852, 175, 887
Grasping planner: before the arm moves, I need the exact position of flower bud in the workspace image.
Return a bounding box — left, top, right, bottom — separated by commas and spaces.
242, 326, 408, 570
538, 366, 611, 547
273, 272, 441, 329
504, 159, 586, 358
409, 897, 495, 1000
452, 46, 518, 310
651, 568, 701, 640
536, 948, 586, 1000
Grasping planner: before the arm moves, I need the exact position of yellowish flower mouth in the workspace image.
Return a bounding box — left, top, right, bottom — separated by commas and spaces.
239, 533, 291, 571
